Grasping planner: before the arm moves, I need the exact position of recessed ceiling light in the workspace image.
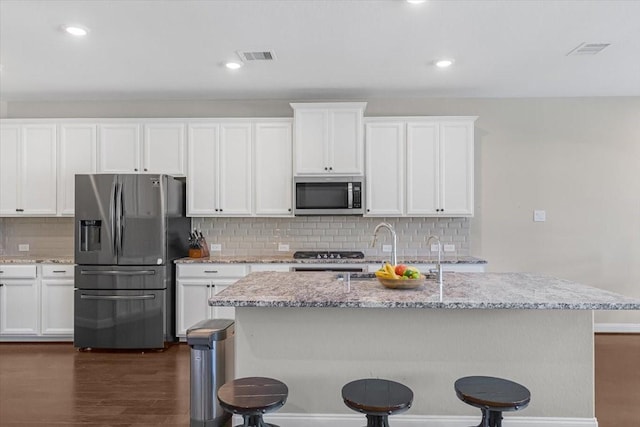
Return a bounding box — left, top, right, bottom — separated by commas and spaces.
63, 25, 89, 36
406, 0, 427, 4
225, 61, 243, 70
435, 59, 454, 68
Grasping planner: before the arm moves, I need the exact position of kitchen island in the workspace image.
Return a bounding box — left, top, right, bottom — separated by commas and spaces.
209, 272, 640, 426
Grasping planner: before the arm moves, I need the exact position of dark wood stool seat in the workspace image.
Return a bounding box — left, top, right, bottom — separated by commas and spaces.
454, 376, 531, 427
217, 377, 288, 427
342, 378, 414, 427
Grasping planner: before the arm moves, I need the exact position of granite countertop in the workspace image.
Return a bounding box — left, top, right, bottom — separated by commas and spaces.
208, 271, 640, 310
176, 255, 487, 264
0, 257, 74, 264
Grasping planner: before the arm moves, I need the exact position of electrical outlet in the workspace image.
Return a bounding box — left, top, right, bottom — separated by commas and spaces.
534, 210, 546, 222
18, 244, 29, 252
430, 244, 440, 252
443, 244, 456, 252
278, 244, 289, 252
382, 245, 392, 253
210, 243, 222, 252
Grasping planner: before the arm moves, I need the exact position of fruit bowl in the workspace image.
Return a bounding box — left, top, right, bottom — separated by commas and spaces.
377, 275, 426, 289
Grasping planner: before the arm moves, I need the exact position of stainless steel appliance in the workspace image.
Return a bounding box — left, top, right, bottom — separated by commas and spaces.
74, 174, 190, 349
290, 251, 367, 272
294, 176, 364, 216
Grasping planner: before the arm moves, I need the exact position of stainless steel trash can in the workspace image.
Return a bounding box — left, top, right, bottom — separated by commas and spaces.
187, 319, 235, 427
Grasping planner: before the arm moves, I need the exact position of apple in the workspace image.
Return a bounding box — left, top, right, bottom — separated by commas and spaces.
394, 264, 408, 275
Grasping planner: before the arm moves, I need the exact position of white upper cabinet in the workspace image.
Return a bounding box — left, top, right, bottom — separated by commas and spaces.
0, 123, 57, 216
143, 123, 186, 175
58, 124, 97, 216
254, 120, 293, 216
291, 102, 366, 175
98, 122, 185, 175
187, 121, 252, 216
98, 123, 141, 173
365, 117, 476, 217
365, 121, 405, 216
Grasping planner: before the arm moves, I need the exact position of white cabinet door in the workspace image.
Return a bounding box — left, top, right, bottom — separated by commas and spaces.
187, 124, 219, 215
293, 108, 328, 175
406, 122, 439, 215
41, 279, 74, 335
329, 108, 364, 175
58, 124, 97, 216
219, 123, 252, 215
177, 281, 212, 337
0, 125, 20, 215
21, 125, 57, 215
254, 121, 293, 216
292, 103, 366, 175
40, 265, 74, 336
440, 121, 474, 216
365, 122, 405, 216
143, 123, 186, 175
98, 124, 141, 173
0, 280, 40, 335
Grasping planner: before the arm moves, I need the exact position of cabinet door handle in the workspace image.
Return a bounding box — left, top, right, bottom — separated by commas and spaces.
204, 270, 218, 274
52, 270, 67, 273
144, 168, 148, 171
0, 283, 4, 287
329, 167, 333, 171
16, 208, 24, 212
134, 168, 138, 171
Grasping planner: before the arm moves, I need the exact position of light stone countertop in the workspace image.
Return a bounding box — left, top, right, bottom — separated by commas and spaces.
175, 255, 487, 264
0, 257, 74, 264
208, 271, 640, 310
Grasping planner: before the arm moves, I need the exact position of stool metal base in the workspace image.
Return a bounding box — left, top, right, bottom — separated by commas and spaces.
474, 408, 503, 427
365, 414, 390, 427
234, 414, 279, 427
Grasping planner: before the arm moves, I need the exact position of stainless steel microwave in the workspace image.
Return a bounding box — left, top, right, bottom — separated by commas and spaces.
294, 176, 364, 216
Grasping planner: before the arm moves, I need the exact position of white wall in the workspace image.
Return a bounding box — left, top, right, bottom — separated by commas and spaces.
5, 97, 640, 325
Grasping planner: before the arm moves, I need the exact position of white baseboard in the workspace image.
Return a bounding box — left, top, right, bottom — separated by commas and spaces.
594, 323, 640, 333
236, 413, 598, 427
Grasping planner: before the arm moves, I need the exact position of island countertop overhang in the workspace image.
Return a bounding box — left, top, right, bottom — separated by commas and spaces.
208, 271, 640, 310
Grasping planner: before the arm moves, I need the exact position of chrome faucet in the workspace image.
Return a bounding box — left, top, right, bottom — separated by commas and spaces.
426, 235, 444, 300
372, 222, 397, 266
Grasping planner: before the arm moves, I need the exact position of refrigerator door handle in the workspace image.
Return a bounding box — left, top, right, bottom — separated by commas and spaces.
79, 269, 157, 276
120, 181, 125, 253
80, 294, 156, 301
115, 182, 123, 255
111, 181, 118, 255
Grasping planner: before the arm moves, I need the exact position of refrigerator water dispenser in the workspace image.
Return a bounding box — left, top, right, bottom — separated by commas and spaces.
80, 220, 101, 252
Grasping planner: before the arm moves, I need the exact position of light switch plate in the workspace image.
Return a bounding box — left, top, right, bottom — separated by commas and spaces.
382, 245, 392, 253
18, 244, 29, 252
443, 244, 456, 252
210, 243, 222, 252
534, 210, 546, 222
278, 244, 289, 252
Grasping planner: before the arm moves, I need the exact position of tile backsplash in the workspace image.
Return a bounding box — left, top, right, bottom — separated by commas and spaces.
192, 216, 470, 258
0, 217, 74, 257
0, 216, 470, 259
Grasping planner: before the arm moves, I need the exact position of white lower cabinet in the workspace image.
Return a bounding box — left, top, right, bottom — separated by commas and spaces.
40, 265, 74, 336
0, 266, 39, 336
176, 264, 247, 337
0, 264, 74, 339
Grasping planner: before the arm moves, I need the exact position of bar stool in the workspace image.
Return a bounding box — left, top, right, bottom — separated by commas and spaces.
454, 376, 531, 427
217, 376, 288, 427
342, 378, 414, 427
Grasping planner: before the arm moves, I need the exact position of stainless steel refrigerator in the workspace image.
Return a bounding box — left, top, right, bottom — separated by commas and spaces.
74, 174, 190, 349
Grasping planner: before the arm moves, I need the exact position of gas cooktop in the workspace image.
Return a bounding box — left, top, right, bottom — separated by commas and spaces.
293, 251, 365, 260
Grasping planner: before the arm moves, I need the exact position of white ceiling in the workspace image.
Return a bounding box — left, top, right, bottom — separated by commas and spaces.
1, 0, 639, 101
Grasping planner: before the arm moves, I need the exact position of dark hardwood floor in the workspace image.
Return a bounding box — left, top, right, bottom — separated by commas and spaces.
0, 334, 638, 426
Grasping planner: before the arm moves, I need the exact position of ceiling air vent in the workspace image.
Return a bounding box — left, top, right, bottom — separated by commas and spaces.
236, 50, 277, 61
566, 42, 611, 56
